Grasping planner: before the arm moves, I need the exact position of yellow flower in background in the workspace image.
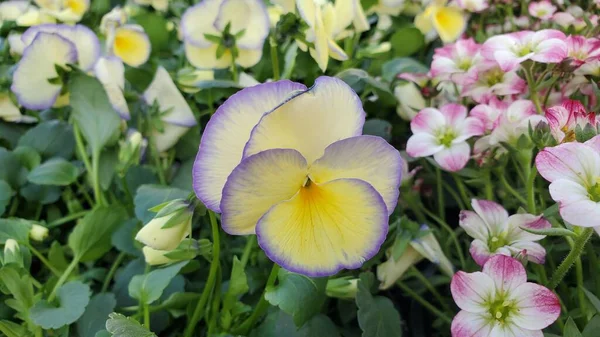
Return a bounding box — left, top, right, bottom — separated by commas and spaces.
34, 0, 89, 22
101, 7, 151, 67
414, 0, 466, 43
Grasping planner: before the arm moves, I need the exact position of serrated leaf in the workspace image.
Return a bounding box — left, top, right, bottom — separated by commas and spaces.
128, 261, 187, 305
264, 269, 327, 327
223, 257, 249, 312
77, 293, 117, 337
27, 158, 79, 186
68, 205, 128, 262
0, 320, 31, 337
564, 317, 582, 337
298, 314, 340, 337
30, 281, 91, 329
134, 185, 190, 224
356, 272, 402, 337
583, 288, 600, 313
17, 120, 75, 159
105, 313, 156, 337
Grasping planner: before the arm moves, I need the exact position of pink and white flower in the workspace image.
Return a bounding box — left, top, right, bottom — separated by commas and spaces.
565, 36, 600, 67
545, 99, 597, 143
431, 38, 482, 84
482, 30, 567, 72
536, 135, 600, 228
451, 255, 561, 337
406, 104, 484, 172
528, 1, 557, 20
459, 199, 551, 266
456, 0, 489, 13
470, 97, 510, 132
461, 61, 526, 103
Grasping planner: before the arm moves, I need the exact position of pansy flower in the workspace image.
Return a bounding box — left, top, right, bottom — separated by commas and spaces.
100, 9, 151, 68
11, 24, 100, 110
536, 135, 600, 229
406, 103, 484, 172
94, 56, 130, 119
528, 1, 557, 20
181, 0, 269, 70
144, 67, 197, 152
545, 99, 596, 143
414, 0, 466, 43
481, 30, 567, 72
451, 255, 560, 337
193, 77, 402, 276
459, 199, 551, 266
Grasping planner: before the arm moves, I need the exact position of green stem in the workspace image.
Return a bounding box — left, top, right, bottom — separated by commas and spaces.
435, 167, 445, 220
240, 235, 256, 268
526, 165, 537, 214
73, 123, 93, 177
548, 228, 594, 289
47, 210, 89, 228
442, 180, 466, 210
524, 64, 543, 114
270, 36, 280, 81
183, 211, 221, 337
48, 257, 79, 302
27, 244, 61, 277
91, 149, 107, 207
101, 252, 126, 293
231, 51, 239, 83
483, 169, 493, 200
419, 203, 467, 269
396, 281, 452, 324
452, 174, 471, 208
143, 301, 151, 329
8, 197, 19, 217
208, 265, 222, 334
498, 173, 528, 205
233, 263, 281, 335
151, 143, 167, 185
409, 267, 452, 313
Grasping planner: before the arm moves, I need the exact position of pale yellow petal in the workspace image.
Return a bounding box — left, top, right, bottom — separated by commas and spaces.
184, 42, 232, 69
432, 6, 466, 43
113, 25, 151, 67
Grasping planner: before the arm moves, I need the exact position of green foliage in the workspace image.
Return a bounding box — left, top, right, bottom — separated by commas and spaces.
0, 180, 14, 216
128, 261, 187, 305
0, 218, 31, 243
564, 317, 583, 337
390, 27, 425, 57
27, 158, 79, 186
134, 185, 191, 224
105, 313, 156, 337
17, 121, 74, 159
77, 293, 117, 337
0, 320, 31, 337
356, 273, 403, 337
29, 281, 91, 329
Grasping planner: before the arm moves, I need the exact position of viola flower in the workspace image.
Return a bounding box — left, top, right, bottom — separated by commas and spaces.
181, 0, 269, 69
460, 199, 551, 266
456, 0, 489, 13
451, 255, 560, 337
565, 35, 600, 67
144, 67, 197, 152
367, 0, 404, 17
0, 1, 29, 25
528, 1, 557, 20
100, 9, 151, 68
378, 225, 454, 290
406, 104, 484, 172
11, 24, 100, 110
431, 38, 482, 84
546, 99, 596, 143
94, 56, 129, 119
193, 77, 403, 276
414, 0, 467, 43
461, 61, 526, 103
481, 30, 568, 72
536, 136, 600, 228
0, 93, 35, 123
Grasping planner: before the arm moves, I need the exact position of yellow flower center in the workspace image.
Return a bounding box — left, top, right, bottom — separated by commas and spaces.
488, 297, 515, 323
587, 178, 600, 202
437, 129, 456, 147
66, 0, 86, 15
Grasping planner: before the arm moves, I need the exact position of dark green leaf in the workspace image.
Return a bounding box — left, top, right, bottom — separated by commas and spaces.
68, 206, 128, 262
170, 159, 194, 191
77, 293, 117, 337
18, 120, 74, 159
251, 309, 300, 337
519, 227, 577, 238
19, 183, 61, 204
390, 28, 424, 58
0, 180, 14, 216
381, 58, 429, 83
95, 331, 111, 337
564, 317, 582, 337
583, 315, 600, 337
12, 146, 41, 170
134, 185, 190, 224
111, 219, 142, 257
356, 272, 402, 337
265, 269, 327, 326
105, 313, 156, 337
223, 257, 249, 312
27, 158, 79, 186
363, 119, 392, 142
134, 13, 169, 53
0, 148, 27, 189
128, 261, 187, 305
0, 266, 35, 327
298, 314, 340, 337
98, 148, 118, 190
30, 281, 91, 329
0, 218, 32, 243
583, 288, 600, 313
159, 292, 200, 310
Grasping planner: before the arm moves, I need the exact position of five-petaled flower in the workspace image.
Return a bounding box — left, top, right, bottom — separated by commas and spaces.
193, 76, 403, 277
545, 99, 597, 143
451, 255, 560, 337
459, 199, 551, 266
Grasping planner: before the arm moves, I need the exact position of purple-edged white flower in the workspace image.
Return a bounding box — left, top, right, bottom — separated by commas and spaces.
536, 135, 600, 229
144, 67, 197, 152
460, 199, 551, 266
482, 30, 568, 72
193, 77, 403, 277
94, 56, 130, 119
431, 38, 482, 84
407, 103, 484, 172
451, 255, 560, 337
528, 1, 557, 20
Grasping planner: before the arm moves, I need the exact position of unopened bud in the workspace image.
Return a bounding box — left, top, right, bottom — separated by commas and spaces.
135, 200, 193, 251
29, 224, 49, 242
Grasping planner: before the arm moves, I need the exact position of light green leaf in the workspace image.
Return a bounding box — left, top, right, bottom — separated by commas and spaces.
0, 218, 32, 243
17, 120, 75, 159
134, 184, 190, 224
356, 272, 402, 337
390, 27, 425, 58
27, 158, 79, 186
95, 330, 111, 337
282, 42, 298, 80
564, 317, 583, 337
105, 313, 156, 337
0, 320, 31, 337
520, 227, 577, 238
30, 281, 91, 329
69, 72, 121, 154
77, 293, 117, 337
583, 288, 600, 313
264, 269, 327, 327
298, 314, 340, 337
583, 315, 600, 337
0, 266, 35, 328
128, 261, 187, 305
223, 257, 249, 312
68, 206, 128, 262
0, 180, 14, 216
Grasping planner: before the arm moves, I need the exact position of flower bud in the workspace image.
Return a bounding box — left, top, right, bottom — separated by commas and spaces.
135, 202, 193, 251
142, 246, 174, 266
3, 239, 22, 266
118, 129, 146, 174
326, 277, 359, 299
29, 224, 49, 242
394, 81, 426, 121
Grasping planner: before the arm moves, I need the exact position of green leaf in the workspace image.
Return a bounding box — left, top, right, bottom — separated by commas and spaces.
19, 183, 61, 204
0, 320, 31, 337
298, 314, 340, 337
13, 146, 41, 170
30, 281, 91, 329
134, 185, 190, 224
390, 27, 424, 57
223, 257, 249, 312
282, 42, 299, 79
265, 269, 327, 327
128, 261, 187, 305
0, 266, 35, 327
68, 205, 128, 262
583, 288, 600, 313
159, 292, 200, 310
363, 119, 392, 142
69, 72, 121, 154
95, 331, 111, 337
27, 158, 79, 186
381, 57, 429, 83
98, 148, 118, 190
392, 230, 412, 261
583, 315, 600, 337
0, 180, 14, 216
519, 226, 577, 238
251, 309, 300, 337
0, 218, 32, 243
134, 13, 170, 53
0, 148, 27, 189
356, 272, 402, 337
564, 317, 583, 337
105, 313, 156, 337
77, 293, 117, 337
18, 121, 75, 159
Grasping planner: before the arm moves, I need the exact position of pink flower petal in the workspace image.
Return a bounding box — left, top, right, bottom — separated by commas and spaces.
411, 107, 446, 134
535, 142, 600, 184
459, 210, 490, 241
532, 38, 568, 64
433, 142, 470, 172
489, 323, 544, 337
451, 311, 494, 337
470, 239, 493, 266
406, 133, 444, 157
509, 282, 561, 330
505, 214, 550, 242
584, 135, 600, 153
557, 198, 600, 228
471, 199, 509, 235
508, 241, 547, 264
451, 271, 496, 312
482, 255, 527, 293
440, 103, 468, 126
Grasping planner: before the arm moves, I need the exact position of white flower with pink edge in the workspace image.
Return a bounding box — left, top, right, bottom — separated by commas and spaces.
528, 1, 557, 20
565, 36, 600, 67
451, 255, 561, 337
406, 104, 484, 172
481, 30, 567, 72
460, 199, 551, 266
431, 38, 482, 84
456, 0, 489, 13
545, 99, 597, 143
461, 61, 526, 104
